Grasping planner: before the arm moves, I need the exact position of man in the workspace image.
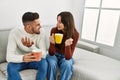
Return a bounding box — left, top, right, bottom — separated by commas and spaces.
6, 12, 48, 80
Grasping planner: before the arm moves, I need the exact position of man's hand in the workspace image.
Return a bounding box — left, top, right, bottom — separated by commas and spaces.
23, 53, 36, 62
65, 38, 73, 46
21, 37, 34, 47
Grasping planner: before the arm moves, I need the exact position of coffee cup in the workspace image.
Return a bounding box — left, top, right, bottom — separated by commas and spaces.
32, 49, 42, 61
55, 33, 63, 44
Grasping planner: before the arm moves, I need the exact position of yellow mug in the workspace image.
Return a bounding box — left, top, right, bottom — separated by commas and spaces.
55, 33, 63, 44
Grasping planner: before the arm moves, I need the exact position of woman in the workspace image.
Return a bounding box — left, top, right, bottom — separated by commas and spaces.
47, 11, 79, 80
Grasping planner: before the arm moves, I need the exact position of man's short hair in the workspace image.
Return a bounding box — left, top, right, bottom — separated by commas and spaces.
22, 12, 39, 23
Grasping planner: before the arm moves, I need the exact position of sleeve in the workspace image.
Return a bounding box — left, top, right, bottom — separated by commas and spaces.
37, 28, 47, 58
48, 28, 56, 56
6, 29, 24, 63
64, 32, 79, 60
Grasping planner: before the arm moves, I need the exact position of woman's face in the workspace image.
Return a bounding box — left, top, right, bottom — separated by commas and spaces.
57, 16, 64, 31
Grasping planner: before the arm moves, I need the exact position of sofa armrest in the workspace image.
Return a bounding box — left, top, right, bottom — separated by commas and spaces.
76, 41, 99, 53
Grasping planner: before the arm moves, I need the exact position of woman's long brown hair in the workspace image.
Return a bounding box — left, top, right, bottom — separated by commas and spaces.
57, 11, 77, 39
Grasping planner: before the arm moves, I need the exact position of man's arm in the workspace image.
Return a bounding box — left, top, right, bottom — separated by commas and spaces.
6, 29, 37, 63
6, 29, 24, 63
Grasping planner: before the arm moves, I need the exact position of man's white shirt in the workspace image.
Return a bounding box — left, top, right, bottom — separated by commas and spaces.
6, 27, 47, 63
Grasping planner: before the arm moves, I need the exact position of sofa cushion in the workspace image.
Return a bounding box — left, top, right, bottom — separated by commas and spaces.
0, 71, 6, 80
0, 62, 7, 76
0, 62, 37, 80
73, 47, 82, 60
0, 28, 13, 63
72, 47, 120, 80
20, 69, 37, 80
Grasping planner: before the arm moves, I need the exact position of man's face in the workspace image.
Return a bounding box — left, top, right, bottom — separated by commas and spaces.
30, 19, 41, 34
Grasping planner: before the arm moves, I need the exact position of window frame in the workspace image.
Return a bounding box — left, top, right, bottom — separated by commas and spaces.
81, 0, 120, 46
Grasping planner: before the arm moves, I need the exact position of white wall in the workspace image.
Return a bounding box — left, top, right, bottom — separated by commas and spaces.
70, 0, 85, 32
0, 0, 84, 30
0, 0, 71, 27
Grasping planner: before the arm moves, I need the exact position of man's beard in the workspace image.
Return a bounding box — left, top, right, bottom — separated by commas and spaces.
32, 28, 40, 34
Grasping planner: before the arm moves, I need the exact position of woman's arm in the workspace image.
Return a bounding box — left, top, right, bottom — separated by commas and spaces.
64, 32, 79, 60
49, 28, 56, 56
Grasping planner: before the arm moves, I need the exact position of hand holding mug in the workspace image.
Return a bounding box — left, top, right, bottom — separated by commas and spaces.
49, 33, 55, 44
23, 53, 36, 62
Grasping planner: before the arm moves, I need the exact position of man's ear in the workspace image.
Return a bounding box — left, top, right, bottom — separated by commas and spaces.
26, 24, 31, 30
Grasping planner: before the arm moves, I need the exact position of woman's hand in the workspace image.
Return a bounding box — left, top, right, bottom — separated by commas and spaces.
65, 38, 73, 46
21, 37, 34, 47
49, 33, 55, 44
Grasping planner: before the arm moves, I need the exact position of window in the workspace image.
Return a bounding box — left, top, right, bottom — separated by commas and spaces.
81, 0, 120, 46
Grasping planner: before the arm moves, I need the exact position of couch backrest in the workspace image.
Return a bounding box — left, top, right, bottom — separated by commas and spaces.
0, 27, 13, 63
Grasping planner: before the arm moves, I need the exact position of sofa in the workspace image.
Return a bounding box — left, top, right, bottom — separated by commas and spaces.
0, 25, 120, 80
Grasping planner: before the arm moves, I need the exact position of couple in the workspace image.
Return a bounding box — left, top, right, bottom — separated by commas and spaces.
6, 11, 79, 80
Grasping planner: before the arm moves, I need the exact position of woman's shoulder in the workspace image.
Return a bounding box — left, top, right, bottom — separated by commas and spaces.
73, 30, 79, 39
76, 31, 79, 35
51, 26, 57, 30
74, 29, 79, 35
51, 26, 57, 33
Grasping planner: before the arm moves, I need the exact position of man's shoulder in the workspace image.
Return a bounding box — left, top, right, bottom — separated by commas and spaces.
11, 27, 23, 31
10, 27, 24, 36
